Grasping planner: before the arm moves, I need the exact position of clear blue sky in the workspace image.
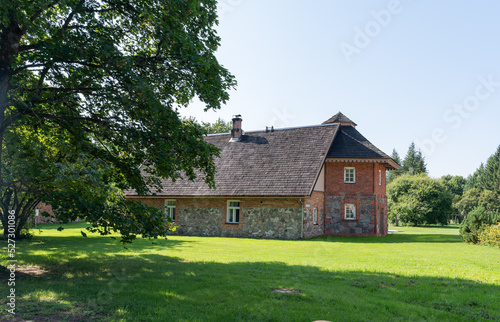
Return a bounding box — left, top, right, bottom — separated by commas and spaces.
179, 0, 500, 179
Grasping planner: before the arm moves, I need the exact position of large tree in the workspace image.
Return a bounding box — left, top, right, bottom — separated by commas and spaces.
0, 0, 236, 240
387, 174, 453, 226
440, 175, 465, 215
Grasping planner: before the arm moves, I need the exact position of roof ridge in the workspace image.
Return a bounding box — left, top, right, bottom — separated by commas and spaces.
206, 122, 339, 137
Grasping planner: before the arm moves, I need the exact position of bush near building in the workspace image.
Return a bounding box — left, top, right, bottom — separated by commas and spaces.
459, 206, 500, 244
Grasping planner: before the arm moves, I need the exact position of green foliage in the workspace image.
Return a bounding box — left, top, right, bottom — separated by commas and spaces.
202, 117, 232, 134
387, 174, 453, 226
440, 175, 466, 197
401, 142, 427, 175
464, 145, 500, 193
0, 0, 236, 241
465, 163, 485, 191
455, 188, 500, 216
387, 143, 427, 184
183, 116, 232, 134
440, 175, 466, 213
480, 145, 500, 192
459, 206, 500, 244
387, 149, 402, 184
479, 223, 500, 247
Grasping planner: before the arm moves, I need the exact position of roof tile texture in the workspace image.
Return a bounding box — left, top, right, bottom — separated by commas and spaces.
127, 124, 339, 197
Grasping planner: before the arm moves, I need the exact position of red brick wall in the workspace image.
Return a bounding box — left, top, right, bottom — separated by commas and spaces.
304, 191, 325, 238
325, 162, 375, 196
373, 163, 387, 197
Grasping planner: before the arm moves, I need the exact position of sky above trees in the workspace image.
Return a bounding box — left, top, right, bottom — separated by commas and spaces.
180, 0, 500, 179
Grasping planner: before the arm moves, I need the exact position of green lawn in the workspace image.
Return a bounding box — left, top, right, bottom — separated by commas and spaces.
1, 224, 499, 321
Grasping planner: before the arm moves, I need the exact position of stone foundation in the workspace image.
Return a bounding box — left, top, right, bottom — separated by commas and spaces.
170, 199, 302, 239
325, 196, 377, 235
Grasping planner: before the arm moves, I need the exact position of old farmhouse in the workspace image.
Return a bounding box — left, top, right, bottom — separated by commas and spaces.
125, 112, 399, 239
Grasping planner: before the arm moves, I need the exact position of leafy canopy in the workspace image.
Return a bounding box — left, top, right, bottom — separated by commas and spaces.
387, 174, 453, 226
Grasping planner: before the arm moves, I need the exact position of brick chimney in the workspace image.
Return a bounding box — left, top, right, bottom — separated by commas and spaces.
230, 114, 242, 142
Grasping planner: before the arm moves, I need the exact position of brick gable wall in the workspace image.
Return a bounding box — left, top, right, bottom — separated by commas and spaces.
324, 161, 388, 236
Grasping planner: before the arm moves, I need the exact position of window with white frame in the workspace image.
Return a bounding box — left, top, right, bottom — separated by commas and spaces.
345, 203, 356, 220
227, 201, 240, 223
379, 169, 382, 186
165, 200, 176, 220
344, 167, 356, 183
313, 208, 318, 225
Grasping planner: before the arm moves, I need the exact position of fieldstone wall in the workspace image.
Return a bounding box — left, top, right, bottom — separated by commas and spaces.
240, 208, 302, 239
377, 197, 388, 236
325, 196, 376, 235
172, 204, 302, 239
175, 207, 225, 236
303, 207, 324, 238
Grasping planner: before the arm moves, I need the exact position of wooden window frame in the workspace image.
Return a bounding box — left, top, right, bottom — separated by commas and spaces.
165, 199, 176, 220
226, 200, 240, 224
345, 203, 356, 220
344, 167, 356, 183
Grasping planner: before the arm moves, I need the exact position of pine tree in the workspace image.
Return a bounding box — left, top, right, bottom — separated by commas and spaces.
387, 149, 402, 183
480, 145, 500, 193
401, 142, 427, 175
465, 163, 485, 191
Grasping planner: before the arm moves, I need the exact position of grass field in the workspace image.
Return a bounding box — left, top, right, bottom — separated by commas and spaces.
1, 223, 499, 321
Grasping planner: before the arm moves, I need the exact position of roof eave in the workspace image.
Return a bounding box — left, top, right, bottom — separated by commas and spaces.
326, 157, 400, 170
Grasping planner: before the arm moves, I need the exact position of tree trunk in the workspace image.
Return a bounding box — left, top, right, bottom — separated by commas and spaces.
1, 188, 39, 239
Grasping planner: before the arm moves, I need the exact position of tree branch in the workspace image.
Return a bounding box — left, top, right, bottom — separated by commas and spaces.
29, 0, 62, 24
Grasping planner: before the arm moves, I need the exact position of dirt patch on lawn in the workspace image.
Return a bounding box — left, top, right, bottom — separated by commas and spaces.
16, 265, 50, 277
272, 288, 301, 294
0, 265, 49, 279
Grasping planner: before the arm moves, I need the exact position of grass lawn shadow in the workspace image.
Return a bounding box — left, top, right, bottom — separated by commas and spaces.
2, 253, 498, 321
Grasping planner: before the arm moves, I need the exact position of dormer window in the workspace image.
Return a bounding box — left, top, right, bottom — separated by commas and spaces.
344, 167, 356, 183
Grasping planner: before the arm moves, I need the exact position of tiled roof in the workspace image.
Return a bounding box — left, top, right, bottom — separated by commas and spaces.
326, 125, 395, 164
125, 124, 339, 197
322, 112, 357, 126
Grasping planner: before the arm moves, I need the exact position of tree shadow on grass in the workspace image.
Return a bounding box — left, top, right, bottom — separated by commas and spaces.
3, 250, 499, 321
311, 231, 462, 244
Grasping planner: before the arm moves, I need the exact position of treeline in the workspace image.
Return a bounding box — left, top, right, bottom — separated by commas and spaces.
387, 143, 500, 247
183, 117, 232, 134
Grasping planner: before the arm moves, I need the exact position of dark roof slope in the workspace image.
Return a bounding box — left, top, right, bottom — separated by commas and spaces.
327, 126, 391, 159
126, 124, 339, 197
322, 112, 357, 126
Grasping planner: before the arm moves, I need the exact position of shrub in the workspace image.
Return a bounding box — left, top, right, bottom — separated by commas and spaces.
479, 224, 500, 247
459, 206, 500, 244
